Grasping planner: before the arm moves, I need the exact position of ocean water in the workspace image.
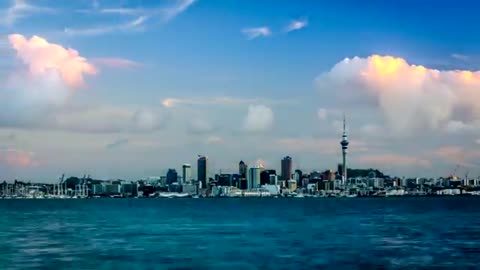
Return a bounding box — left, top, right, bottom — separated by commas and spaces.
0, 197, 480, 270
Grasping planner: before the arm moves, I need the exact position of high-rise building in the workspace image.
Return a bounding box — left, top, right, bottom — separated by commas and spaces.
247, 166, 261, 189
340, 115, 349, 186
281, 156, 293, 180
166, 169, 178, 185
260, 170, 276, 185
182, 164, 192, 184
239, 160, 248, 178
269, 174, 278, 185
294, 169, 303, 184
217, 174, 232, 186
197, 156, 208, 188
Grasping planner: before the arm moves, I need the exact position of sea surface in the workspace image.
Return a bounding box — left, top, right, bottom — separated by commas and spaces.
0, 197, 480, 269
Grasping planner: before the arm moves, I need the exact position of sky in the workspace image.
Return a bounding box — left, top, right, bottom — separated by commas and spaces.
1, 0, 480, 182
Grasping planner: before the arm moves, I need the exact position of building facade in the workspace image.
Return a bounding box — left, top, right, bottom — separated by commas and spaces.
247, 166, 261, 189
166, 169, 178, 185
281, 156, 293, 180
260, 170, 276, 186
198, 156, 207, 188
182, 164, 192, 184
239, 160, 248, 178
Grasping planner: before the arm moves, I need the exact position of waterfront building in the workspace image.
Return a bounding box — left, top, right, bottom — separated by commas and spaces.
287, 179, 297, 192
306, 183, 317, 194
310, 171, 322, 180
262, 184, 280, 196
318, 180, 334, 191
221, 186, 243, 197
182, 164, 191, 184
198, 156, 208, 188
121, 183, 137, 197
169, 182, 182, 193
239, 178, 248, 190
158, 176, 167, 187
231, 174, 240, 188
247, 166, 261, 189
269, 174, 278, 185
166, 169, 178, 185
91, 184, 104, 195
322, 170, 336, 181
260, 170, 276, 185
105, 183, 121, 195
217, 174, 232, 186
182, 183, 197, 195
340, 114, 349, 186
294, 169, 303, 184
239, 160, 248, 178
367, 178, 384, 189
281, 156, 293, 180
300, 178, 308, 188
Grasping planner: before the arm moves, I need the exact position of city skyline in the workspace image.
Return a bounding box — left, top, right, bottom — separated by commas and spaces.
1, 0, 480, 181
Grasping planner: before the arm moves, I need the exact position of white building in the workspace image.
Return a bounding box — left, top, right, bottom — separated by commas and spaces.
269, 174, 278, 185
182, 164, 192, 184
262, 184, 280, 196
247, 166, 261, 189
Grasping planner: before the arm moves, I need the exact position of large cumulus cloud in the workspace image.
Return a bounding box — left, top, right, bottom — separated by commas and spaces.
316, 55, 480, 135
9, 34, 97, 89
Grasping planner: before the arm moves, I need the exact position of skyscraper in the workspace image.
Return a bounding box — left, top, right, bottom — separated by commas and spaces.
294, 169, 303, 186
340, 115, 349, 186
166, 169, 178, 185
239, 160, 247, 178
182, 164, 191, 184
260, 169, 276, 185
281, 156, 293, 180
247, 166, 261, 189
197, 156, 207, 188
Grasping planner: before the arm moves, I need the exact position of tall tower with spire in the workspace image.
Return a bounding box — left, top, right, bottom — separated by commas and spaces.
340, 114, 349, 186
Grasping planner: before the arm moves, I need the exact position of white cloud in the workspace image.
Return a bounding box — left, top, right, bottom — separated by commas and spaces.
161, 96, 295, 108
52, 106, 168, 133
242, 27, 271, 40
451, 53, 470, 62
99, 8, 146, 16
1, 0, 55, 26
2, 34, 98, 128
2, 34, 159, 134
187, 118, 214, 134
316, 55, 480, 136
445, 120, 476, 134
317, 108, 328, 120
206, 136, 223, 145
71, 0, 196, 36
285, 18, 308, 32
163, 0, 197, 21
64, 16, 147, 36
92, 58, 142, 69
0, 148, 39, 167
131, 109, 168, 132
9, 34, 97, 89
243, 105, 274, 132
360, 124, 384, 136
332, 120, 343, 133
357, 154, 431, 168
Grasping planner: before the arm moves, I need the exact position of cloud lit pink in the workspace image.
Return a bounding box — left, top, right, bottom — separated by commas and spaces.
8, 34, 97, 88
92, 58, 142, 69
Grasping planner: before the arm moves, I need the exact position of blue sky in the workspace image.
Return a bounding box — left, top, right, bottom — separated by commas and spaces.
1, 0, 480, 181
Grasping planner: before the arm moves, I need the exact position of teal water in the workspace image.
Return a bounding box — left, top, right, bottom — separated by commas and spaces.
0, 197, 480, 269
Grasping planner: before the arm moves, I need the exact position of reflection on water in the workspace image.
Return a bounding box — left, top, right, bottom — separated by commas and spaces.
0, 197, 480, 269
